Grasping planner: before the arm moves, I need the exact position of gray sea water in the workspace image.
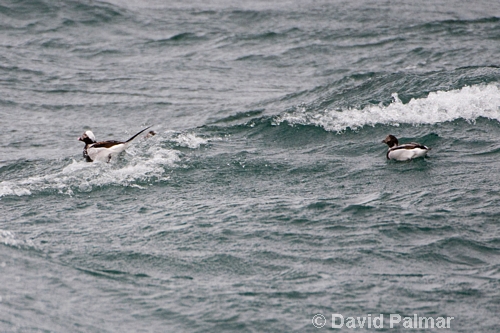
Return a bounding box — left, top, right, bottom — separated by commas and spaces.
1, 0, 500, 332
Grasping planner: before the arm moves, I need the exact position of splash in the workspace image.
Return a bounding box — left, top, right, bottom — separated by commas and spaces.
0, 229, 34, 248
0, 182, 32, 197
273, 84, 500, 132
0, 145, 180, 198
171, 132, 219, 148
0, 131, 221, 198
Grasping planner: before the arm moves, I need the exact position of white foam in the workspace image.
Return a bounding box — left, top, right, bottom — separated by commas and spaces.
172, 133, 211, 148
0, 182, 32, 197
0, 229, 34, 248
273, 84, 500, 132
0, 144, 180, 198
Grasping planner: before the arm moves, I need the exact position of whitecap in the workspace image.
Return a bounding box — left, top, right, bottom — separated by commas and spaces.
273, 84, 500, 132
0, 229, 34, 248
0, 143, 180, 198
172, 132, 211, 149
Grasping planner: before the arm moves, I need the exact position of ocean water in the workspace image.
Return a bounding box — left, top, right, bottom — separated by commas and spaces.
1, 0, 500, 332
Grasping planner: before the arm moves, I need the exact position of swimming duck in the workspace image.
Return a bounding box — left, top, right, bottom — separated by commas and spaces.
382, 135, 431, 161
78, 126, 151, 162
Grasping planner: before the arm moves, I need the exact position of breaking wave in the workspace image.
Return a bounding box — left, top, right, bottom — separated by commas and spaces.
0, 141, 180, 198
273, 84, 500, 132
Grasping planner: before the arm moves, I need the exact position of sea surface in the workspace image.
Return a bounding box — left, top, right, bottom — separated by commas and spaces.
1, 0, 500, 332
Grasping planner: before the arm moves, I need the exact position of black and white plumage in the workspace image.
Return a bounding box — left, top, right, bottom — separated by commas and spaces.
382, 135, 431, 161
78, 126, 151, 162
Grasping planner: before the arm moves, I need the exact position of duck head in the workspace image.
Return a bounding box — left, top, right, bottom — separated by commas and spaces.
78, 130, 96, 145
382, 135, 399, 148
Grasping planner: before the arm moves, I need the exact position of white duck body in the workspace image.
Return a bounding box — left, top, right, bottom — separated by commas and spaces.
382, 135, 431, 161
387, 144, 430, 161
86, 141, 131, 163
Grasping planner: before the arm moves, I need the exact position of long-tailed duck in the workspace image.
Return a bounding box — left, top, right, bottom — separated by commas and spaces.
382, 134, 431, 161
78, 126, 151, 162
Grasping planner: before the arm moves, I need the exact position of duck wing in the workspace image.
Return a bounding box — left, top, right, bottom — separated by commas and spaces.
87, 141, 128, 162
91, 140, 124, 148
392, 143, 430, 150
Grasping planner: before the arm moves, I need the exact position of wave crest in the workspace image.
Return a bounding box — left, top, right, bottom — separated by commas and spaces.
0, 146, 179, 198
273, 84, 500, 132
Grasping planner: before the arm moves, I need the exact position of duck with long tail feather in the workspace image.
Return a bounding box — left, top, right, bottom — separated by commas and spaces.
78, 126, 152, 162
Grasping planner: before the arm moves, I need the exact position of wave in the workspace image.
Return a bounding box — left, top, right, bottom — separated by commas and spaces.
273, 84, 500, 132
276, 66, 500, 109
170, 132, 212, 149
145, 32, 209, 47
0, 141, 179, 199
0, 229, 34, 248
0, 155, 174, 198
0, 0, 128, 30
0, 131, 223, 198
1, 83, 498, 198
